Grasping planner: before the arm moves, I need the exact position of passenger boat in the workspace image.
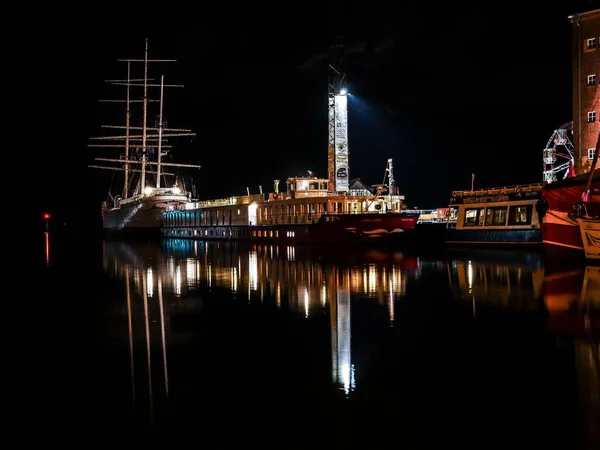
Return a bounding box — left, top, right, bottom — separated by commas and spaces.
161, 171, 420, 244
444, 183, 544, 247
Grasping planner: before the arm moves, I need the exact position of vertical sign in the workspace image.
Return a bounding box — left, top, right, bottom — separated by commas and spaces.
334, 94, 349, 192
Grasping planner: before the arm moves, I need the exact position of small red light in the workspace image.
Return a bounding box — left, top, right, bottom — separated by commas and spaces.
42, 212, 51, 220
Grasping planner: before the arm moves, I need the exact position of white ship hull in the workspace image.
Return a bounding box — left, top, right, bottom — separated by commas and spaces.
579, 218, 600, 260
103, 194, 191, 231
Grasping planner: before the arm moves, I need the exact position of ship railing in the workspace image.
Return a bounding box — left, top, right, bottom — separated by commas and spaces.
451, 183, 543, 199
258, 209, 404, 225
170, 193, 265, 210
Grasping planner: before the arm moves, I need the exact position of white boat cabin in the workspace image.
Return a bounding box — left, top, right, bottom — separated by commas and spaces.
163, 175, 406, 228
448, 183, 543, 230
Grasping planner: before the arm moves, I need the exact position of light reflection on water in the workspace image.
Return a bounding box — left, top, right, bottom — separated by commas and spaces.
103, 239, 422, 400
88, 237, 600, 444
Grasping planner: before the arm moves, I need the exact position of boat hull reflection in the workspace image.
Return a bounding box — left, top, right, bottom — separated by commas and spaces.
544, 265, 600, 339
447, 249, 545, 310
102, 237, 422, 411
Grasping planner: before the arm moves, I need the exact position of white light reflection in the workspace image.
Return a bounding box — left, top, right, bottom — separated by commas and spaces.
337, 287, 353, 395
321, 283, 327, 307
147, 267, 154, 297
167, 257, 175, 279
231, 267, 238, 292
304, 287, 309, 318
186, 258, 196, 287
249, 251, 258, 291
287, 246, 295, 261
331, 269, 355, 396
174, 265, 181, 296
467, 260, 473, 294
367, 265, 377, 293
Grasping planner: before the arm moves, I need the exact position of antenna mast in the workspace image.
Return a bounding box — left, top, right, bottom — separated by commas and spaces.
386, 158, 395, 202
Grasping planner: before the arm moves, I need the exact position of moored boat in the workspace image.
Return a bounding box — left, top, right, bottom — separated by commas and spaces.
89, 39, 201, 236
161, 172, 420, 244
444, 183, 544, 247
540, 135, 600, 260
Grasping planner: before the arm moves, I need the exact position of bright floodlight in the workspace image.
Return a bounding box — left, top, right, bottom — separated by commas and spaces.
339, 88, 347, 95
144, 186, 153, 195
172, 186, 181, 194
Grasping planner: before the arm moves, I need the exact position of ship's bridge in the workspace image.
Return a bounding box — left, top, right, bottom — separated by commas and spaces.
286, 175, 329, 199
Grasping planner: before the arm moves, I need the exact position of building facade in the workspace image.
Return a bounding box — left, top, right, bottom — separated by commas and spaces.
570, 8, 600, 173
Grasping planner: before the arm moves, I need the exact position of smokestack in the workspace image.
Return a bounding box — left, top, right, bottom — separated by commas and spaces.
246, 187, 250, 195
259, 185, 263, 194
274, 180, 280, 193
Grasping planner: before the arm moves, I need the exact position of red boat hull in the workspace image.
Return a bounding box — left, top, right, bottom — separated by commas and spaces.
541, 172, 600, 254
541, 221, 583, 251
309, 213, 420, 242
162, 212, 421, 244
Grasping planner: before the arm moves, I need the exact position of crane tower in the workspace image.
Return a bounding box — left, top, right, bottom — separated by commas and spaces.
327, 34, 349, 193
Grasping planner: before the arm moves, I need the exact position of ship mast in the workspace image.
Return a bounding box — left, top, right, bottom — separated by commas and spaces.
124, 61, 131, 198
88, 39, 202, 195
156, 75, 165, 188
141, 38, 149, 192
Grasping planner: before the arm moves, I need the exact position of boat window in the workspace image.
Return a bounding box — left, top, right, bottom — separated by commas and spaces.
463, 208, 484, 226
485, 206, 507, 226
508, 205, 532, 225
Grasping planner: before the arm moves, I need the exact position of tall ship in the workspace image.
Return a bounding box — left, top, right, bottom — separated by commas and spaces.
88, 40, 201, 235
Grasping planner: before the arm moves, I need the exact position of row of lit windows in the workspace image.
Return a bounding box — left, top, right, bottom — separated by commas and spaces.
251, 230, 296, 238
464, 205, 532, 227
166, 228, 298, 239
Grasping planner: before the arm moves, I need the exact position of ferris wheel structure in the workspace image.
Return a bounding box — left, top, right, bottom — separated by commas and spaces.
542, 122, 575, 183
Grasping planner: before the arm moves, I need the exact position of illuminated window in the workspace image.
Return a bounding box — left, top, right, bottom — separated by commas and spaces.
588, 111, 596, 123
587, 38, 596, 50
508, 205, 532, 225
589, 148, 597, 160
484, 207, 507, 226
589, 74, 597, 85
463, 208, 484, 226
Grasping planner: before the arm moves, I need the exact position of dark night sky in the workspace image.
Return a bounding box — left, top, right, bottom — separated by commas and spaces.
24, 0, 600, 225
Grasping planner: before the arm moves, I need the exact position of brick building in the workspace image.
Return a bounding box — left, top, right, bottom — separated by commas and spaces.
570, 8, 600, 173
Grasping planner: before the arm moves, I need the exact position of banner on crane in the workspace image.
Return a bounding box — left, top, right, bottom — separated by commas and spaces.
334, 94, 349, 192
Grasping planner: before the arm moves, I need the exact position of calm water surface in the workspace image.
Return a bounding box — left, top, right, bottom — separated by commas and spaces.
34, 231, 599, 447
